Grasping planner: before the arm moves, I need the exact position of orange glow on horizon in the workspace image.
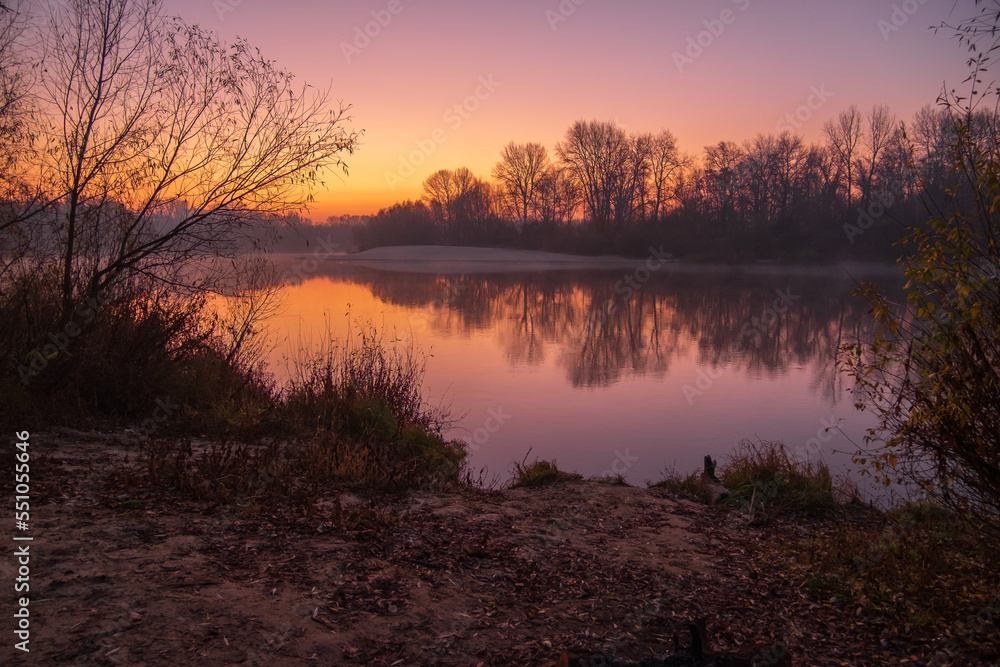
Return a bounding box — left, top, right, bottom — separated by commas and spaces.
164, 0, 977, 222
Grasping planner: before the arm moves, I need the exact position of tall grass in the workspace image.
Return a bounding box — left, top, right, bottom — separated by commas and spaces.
278, 318, 465, 491
649, 464, 714, 503
112, 316, 469, 504
651, 440, 839, 516
719, 439, 838, 515
510, 451, 583, 488
283, 318, 454, 437
0, 263, 467, 500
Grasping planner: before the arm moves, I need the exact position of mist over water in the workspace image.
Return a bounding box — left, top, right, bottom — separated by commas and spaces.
265, 254, 906, 497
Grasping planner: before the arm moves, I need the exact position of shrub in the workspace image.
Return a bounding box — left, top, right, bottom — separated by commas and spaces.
719, 439, 838, 515
649, 466, 713, 503
397, 424, 466, 481
283, 318, 455, 438
840, 3, 1000, 533
510, 457, 582, 488
348, 397, 399, 441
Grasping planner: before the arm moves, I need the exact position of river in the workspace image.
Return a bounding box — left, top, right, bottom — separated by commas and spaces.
262, 250, 905, 497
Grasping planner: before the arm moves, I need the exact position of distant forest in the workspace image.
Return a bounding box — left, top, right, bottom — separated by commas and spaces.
327, 103, 991, 263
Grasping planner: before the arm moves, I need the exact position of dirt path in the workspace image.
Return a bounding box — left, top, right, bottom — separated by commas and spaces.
2, 432, 994, 666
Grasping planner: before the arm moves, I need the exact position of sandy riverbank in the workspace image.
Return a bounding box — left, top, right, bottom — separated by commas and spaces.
319, 245, 902, 277
2, 430, 994, 666
326, 245, 653, 274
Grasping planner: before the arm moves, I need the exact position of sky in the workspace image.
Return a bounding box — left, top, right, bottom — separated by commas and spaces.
164, 0, 976, 220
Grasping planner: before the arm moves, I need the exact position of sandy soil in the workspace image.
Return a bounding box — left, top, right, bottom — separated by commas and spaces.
321, 245, 902, 277
2, 431, 992, 666
1, 431, 758, 666
327, 245, 651, 274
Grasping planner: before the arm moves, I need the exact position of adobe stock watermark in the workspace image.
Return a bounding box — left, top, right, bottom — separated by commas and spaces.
599, 448, 639, 479
212, 0, 243, 21
339, 0, 413, 63
578, 611, 787, 667
682, 287, 800, 404
420, 611, 481, 662
384, 75, 501, 190
564, 245, 673, 350
928, 595, 1000, 666
139, 397, 178, 437
877, 0, 930, 41
751, 641, 790, 666
577, 597, 666, 664
397, 278, 467, 346
17, 288, 111, 385
545, 0, 588, 31
611, 246, 673, 303
673, 0, 752, 74
792, 415, 841, 465
245, 623, 294, 667
849, 523, 905, 575
424, 406, 510, 488
843, 180, 905, 244
466, 407, 511, 453
279, 234, 342, 287
775, 85, 833, 133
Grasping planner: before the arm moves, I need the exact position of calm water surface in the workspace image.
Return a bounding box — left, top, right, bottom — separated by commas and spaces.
264, 256, 904, 491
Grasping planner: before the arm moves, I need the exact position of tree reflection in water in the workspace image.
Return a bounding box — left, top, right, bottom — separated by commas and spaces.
285, 260, 897, 403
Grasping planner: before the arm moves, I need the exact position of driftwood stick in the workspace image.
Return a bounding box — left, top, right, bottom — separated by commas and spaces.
704, 454, 718, 480
702, 454, 731, 505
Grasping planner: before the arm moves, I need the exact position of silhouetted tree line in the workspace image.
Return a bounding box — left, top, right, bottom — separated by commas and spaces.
352, 104, 996, 262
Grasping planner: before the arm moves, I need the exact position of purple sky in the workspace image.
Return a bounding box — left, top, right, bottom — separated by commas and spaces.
165, 0, 975, 217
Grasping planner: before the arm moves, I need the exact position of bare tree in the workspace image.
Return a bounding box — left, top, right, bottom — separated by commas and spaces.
611, 132, 651, 228
29, 0, 360, 321
0, 1, 30, 178
422, 169, 460, 223
423, 167, 478, 223
0, 0, 45, 270
422, 167, 494, 240
556, 120, 631, 232
555, 120, 665, 233
453, 177, 496, 236
492, 142, 550, 224
534, 167, 579, 225
647, 130, 684, 222
860, 104, 898, 205
216, 257, 284, 371
741, 134, 782, 227
703, 140, 745, 232
823, 105, 864, 206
